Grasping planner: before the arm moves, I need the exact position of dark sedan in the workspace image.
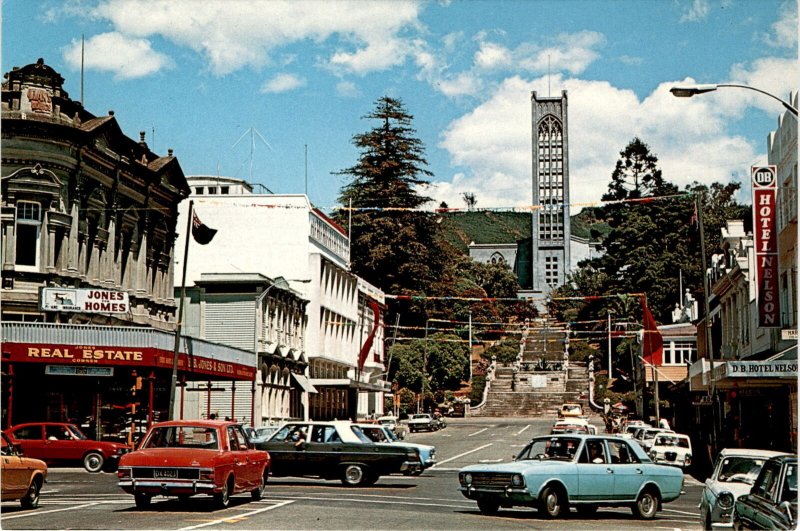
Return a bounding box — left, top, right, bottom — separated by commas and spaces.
255, 421, 422, 486
733, 454, 797, 530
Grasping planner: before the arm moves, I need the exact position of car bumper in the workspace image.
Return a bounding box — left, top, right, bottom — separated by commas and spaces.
119, 479, 219, 495
651, 457, 691, 468
458, 485, 533, 503
400, 461, 423, 473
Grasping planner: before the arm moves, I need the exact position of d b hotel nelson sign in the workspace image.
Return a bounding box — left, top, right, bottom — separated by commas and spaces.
752, 165, 780, 328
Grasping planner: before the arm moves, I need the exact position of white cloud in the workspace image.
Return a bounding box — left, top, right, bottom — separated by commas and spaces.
260, 73, 306, 93
680, 0, 711, 22
433, 73, 764, 211
763, 1, 798, 48
89, 0, 424, 76
336, 80, 361, 98
474, 41, 512, 70
62, 32, 171, 80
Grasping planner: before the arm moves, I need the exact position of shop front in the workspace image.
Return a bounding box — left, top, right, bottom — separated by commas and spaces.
1, 322, 256, 443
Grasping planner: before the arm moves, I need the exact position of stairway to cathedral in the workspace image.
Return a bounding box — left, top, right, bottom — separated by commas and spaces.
470, 318, 592, 418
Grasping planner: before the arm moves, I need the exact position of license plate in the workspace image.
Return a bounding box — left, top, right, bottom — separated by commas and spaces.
154, 469, 178, 479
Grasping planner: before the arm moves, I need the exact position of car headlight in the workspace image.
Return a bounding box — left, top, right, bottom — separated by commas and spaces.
511, 474, 524, 487
717, 492, 734, 509
461, 473, 473, 486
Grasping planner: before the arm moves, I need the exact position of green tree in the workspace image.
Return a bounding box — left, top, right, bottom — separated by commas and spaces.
603, 137, 668, 201
335, 97, 447, 328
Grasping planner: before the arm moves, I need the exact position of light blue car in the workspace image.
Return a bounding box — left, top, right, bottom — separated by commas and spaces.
458, 434, 684, 519
355, 423, 436, 474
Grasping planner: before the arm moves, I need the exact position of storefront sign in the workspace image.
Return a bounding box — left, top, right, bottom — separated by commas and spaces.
4, 342, 255, 380
751, 166, 780, 328
41, 288, 130, 314
782, 329, 798, 341
45, 365, 114, 377
724, 361, 798, 378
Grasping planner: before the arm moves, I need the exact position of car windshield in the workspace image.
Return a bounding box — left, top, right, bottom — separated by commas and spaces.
717, 456, 768, 484
517, 437, 581, 461
142, 426, 219, 450
563, 405, 581, 413
412, 415, 429, 420
66, 425, 88, 440
654, 435, 690, 448
349, 426, 373, 443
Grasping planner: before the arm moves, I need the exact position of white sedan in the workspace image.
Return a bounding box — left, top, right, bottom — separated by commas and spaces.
647, 433, 692, 469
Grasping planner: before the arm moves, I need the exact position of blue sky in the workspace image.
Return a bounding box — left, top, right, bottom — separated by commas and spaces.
3, 0, 797, 212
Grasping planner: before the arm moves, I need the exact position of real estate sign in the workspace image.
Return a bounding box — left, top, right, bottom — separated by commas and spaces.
751, 166, 780, 327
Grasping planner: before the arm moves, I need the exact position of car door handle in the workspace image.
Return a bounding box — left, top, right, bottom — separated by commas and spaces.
606, 468, 614, 474
635, 468, 643, 474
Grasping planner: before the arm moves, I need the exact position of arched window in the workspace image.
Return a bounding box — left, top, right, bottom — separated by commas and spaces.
490, 252, 506, 265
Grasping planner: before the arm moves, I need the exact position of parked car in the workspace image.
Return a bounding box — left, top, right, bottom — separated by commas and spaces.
4, 422, 130, 473
551, 419, 592, 435
117, 420, 270, 509
377, 416, 406, 439
255, 421, 422, 486
354, 423, 436, 472
648, 433, 693, 469
700, 448, 786, 530
1, 432, 47, 509
458, 434, 684, 519
243, 425, 279, 445
733, 454, 797, 530
558, 403, 584, 418
638, 428, 674, 452
621, 422, 651, 439
407, 414, 438, 433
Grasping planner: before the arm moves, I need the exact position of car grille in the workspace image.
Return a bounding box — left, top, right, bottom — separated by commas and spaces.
131, 467, 200, 480
665, 452, 677, 461
470, 473, 513, 488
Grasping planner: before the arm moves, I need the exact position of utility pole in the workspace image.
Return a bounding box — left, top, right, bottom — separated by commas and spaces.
696, 191, 718, 455
607, 310, 613, 379
468, 312, 473, 383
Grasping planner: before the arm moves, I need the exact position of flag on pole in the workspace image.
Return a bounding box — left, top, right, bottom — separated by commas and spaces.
640, 295, 663, 366
191, 210, 217, 244
690, 200, 699, 227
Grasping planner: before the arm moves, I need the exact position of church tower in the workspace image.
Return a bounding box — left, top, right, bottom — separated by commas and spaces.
530, 90, 571, 307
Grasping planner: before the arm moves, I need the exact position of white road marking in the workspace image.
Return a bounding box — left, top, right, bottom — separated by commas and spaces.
662, 507, 702, 516
516, 425, 531, 435
177, 500, 295, 530
478, 459, 504, 463
269, 495, 472, 509
1, 501, 99, 520
433, 443, 493, 466
468, 428, 488, 437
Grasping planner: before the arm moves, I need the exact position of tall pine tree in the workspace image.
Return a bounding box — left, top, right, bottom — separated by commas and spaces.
335, 97, 445, 315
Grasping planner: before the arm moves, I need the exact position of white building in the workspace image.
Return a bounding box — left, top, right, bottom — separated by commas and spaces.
174, 176, 387, 425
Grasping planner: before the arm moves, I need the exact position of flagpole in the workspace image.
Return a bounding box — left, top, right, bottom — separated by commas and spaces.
168, 200, 193, 420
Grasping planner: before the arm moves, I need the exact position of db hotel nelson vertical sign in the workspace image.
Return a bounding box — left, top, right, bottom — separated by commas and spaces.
752, 166, 780, 328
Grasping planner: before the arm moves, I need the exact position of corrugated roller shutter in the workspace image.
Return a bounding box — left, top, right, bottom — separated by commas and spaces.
205, 296, 255, 350
209, 381, 253, 424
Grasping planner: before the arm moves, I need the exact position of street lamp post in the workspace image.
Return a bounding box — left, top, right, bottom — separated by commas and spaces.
670, 83, 798, 117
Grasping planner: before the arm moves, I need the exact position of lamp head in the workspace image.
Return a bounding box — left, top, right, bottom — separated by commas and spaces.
669, 84, 719, 97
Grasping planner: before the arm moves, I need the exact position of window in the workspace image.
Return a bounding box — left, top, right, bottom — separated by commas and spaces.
195, 187, 204, 195
220, 186, 229, 194
665, 341, 695, 365
207, 187, 217, 194
15, 201, 41, 269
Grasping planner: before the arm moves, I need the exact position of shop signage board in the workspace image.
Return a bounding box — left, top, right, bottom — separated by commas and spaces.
782, 329, 798, 341
723, 361, 798, 378
41, 287, 130, 314
751, 165, 780, 327
45, 365, 114, 377
5, 342, 256, 380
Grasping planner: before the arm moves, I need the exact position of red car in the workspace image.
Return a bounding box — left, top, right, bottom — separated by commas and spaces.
4, 422, 129, 473
117, 420, 270, 509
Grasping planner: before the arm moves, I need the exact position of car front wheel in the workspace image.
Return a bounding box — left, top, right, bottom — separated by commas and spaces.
341, 464, 368, 487
539, 485, 566, 518
83, 452, 104, 473
20, 478, 41, 509
632, 490, 659, 519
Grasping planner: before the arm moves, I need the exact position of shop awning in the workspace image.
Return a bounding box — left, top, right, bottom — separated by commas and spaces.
291, 373, 317, 394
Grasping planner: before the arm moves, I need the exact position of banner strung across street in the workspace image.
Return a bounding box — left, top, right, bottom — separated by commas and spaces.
751, 165, 780, 327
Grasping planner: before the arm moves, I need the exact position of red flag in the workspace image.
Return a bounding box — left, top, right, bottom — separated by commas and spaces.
357, 300, 382, 371
690, 201, 698, 227
640, 296, 663, 366
191, 210, 217, 245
